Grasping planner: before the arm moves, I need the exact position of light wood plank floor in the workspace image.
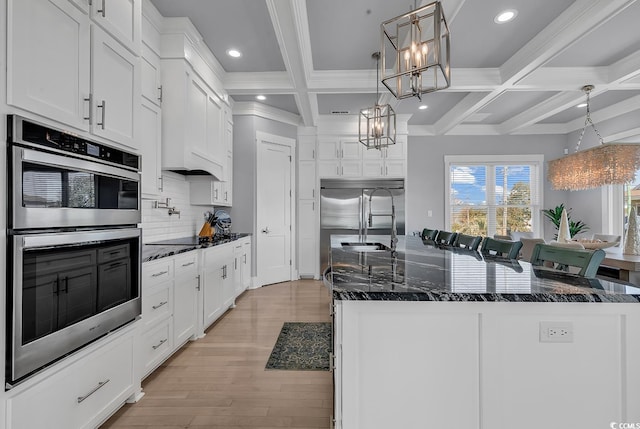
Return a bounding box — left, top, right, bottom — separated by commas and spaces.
101, 280, 332, 429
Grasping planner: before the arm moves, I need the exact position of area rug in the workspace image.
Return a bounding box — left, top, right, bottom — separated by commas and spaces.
265, 322, 332, 371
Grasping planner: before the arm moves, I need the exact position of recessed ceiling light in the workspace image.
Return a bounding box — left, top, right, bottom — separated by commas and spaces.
256, 95, 266, 101
419, 105, 428, 110
227, 49, 242, 58
494, 9, 517, 24
576, 103, 588, 108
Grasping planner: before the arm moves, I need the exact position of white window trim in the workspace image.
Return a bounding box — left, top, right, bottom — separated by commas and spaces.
602, 184, 625, 244
444, 154, 545, 237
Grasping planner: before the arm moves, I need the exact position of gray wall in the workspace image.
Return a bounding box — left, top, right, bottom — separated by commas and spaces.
406, 134, 571, 241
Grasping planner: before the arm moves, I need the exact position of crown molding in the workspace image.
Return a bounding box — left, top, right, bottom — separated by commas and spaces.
233, 102, 301, 127
224, 72, 294, 94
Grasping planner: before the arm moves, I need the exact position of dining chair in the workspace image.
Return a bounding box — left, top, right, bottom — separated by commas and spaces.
452, 233, 482, 251
481, 237, 523, 259
519, 238, 546, 262
529, 243, 606, 278
434, 230, 458, 246
592, 233, 621, 247
421, 228, 438, 240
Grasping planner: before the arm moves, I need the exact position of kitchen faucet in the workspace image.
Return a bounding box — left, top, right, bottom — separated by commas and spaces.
365, 187, 397, 252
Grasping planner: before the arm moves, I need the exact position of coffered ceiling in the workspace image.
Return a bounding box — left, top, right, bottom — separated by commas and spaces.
150, 0, 640, 139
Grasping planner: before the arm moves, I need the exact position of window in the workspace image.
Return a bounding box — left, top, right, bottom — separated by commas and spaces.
445, 155, 544, 237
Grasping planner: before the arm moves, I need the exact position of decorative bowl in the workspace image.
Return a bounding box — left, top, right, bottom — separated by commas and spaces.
572, 239, 618, 250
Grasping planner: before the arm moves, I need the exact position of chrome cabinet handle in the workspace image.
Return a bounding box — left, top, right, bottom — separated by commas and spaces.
96, 0, 105, 17
214, 188, 218, 199
261, 227, 270, 234
83, 94, 93, 123
77, 379, 110, 403
181, 261, 195, 267
196, 274, 201, 291
97, 100, 106, 129
151, 270, 168, 277
312, 149, 315, 159
225, 191, 228, 201
235, 258, 237, 270
158, 176, 164, 192
152, 338, 167, 350
158, 85, 163, 103
152, 301, 168, 310
243, 254, 247, 264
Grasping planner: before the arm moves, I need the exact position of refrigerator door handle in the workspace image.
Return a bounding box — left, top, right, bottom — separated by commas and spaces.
358, 195, 362, 241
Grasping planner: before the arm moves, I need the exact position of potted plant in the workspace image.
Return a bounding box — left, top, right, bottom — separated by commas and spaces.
542, 203, 589, 239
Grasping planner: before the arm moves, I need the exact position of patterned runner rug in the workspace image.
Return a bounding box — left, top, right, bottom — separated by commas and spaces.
265, 322, 331, 371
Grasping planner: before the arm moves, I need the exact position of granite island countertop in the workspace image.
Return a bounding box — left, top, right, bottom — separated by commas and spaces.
328, 235, 640, 303
142, 233, 251, 262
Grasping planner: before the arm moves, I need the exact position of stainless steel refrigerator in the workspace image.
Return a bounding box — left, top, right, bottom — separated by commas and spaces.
320, 179, 405, 270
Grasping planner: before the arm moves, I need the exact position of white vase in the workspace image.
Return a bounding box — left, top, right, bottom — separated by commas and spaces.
624, 206, 640, 255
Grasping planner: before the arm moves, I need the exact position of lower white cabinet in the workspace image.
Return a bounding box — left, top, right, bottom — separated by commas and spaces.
242, 237, 252, 290
201, 244, 235, 331
232, 237, 252, 297
139, 319, 173, 378
173, 253, 199, 347
6, 326, 136, 429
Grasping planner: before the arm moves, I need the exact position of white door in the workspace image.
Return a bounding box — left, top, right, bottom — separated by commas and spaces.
257, 135, 293, 286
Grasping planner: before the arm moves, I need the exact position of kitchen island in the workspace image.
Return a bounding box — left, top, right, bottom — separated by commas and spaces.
328, 235, 640, 429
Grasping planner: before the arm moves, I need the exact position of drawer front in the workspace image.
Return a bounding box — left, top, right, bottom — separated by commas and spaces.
143, 258, 173, 284
142, 281, 172, 326
98, 243, 130, 263
8, 334, 134, 429
141, 319, 173, 377
174, 252, 198, 277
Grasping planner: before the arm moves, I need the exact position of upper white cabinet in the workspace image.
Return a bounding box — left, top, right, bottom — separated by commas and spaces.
141, 45, 162, 106
161, 59, 225, 179
90, 0, 142, 54
8, 0, 91, 131
7, 0, 141, 151
140, 99, 162, 197
91, 25, 140, 149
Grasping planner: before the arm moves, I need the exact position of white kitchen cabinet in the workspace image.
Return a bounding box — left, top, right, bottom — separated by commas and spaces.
6, 327, 136, 429
7, 0, 91, 131
161, 59, 225, 178
140, 99, 162, 197
298, 135, 316, 161
173, 253, 198, 348
8, 0, 141, 151
242, 237, 252, 290
317, 139, 363, 178
298, 200, 318, 278
90, 0, 141, 55
139, 319, 173, 378
141, 278, 172, 330
90, 25, 140, 150
141, 45, 162, 106
299, 161, 317, 200
202, 244, 234, 330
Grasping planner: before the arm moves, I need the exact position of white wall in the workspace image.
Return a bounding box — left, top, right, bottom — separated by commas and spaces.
406, 134, 570, 241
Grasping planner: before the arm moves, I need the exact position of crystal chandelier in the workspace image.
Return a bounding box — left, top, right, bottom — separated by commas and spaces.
548, 85, 640, 191
380, 1, 450, 101
359, 52, 396, 150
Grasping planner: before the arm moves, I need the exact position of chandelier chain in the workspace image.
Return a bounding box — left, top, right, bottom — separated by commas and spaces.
575, 86, 604, 153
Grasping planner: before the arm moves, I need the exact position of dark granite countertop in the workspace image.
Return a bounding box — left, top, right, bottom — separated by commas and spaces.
142, 233, 251, 262
328, 235, 640, 303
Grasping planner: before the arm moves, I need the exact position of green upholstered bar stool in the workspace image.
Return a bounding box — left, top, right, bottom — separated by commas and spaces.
481, 237, 523, 259
421, 228, 438, 240
434, 230, 458, 246
453, 233, 482, 251
529, 243, 606, 278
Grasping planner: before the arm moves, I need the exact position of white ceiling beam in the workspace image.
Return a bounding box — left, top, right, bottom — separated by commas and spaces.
565, 93, 640, 132
609, 49, 640, 85
515, 67, 609, 90
433, 92, 494, 134
501, 0, 638, 85
499, 91, 585, 134
265, 0, 314, 125
224, 72, 294, 94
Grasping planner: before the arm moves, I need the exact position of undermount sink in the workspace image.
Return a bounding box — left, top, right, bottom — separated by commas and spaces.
340, 242, 391, 252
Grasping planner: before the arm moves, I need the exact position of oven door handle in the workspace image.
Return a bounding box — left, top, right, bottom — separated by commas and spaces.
20, 228, 141, 250
19, 147, 140, 182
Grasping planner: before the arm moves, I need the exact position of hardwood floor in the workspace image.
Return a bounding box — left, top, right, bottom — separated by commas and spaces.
102, 280, 333, 429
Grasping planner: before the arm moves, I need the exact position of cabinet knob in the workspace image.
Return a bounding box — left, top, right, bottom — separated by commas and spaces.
97, 0, 106, 17
261, 227, 270, 234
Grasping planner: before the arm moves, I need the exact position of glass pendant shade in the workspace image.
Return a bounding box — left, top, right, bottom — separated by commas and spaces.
358, 103, 396, 150
380, 1, 450, 100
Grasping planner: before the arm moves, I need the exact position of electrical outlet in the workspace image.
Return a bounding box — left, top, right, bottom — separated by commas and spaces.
539, 321, 573, 343
427, 210, 433, 217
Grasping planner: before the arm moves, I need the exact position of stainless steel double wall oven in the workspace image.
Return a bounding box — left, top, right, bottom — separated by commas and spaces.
6, 115, 142, 386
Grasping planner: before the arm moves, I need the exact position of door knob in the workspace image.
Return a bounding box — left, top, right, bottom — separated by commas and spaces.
262, 227, 270, 234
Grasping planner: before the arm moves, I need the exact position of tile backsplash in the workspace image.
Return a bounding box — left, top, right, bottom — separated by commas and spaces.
141, 172, 213, 243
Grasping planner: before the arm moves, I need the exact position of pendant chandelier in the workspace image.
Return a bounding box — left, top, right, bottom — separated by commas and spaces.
358, 52, 396, 150
380, 1, 450, 101
548, 85, 640, 191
